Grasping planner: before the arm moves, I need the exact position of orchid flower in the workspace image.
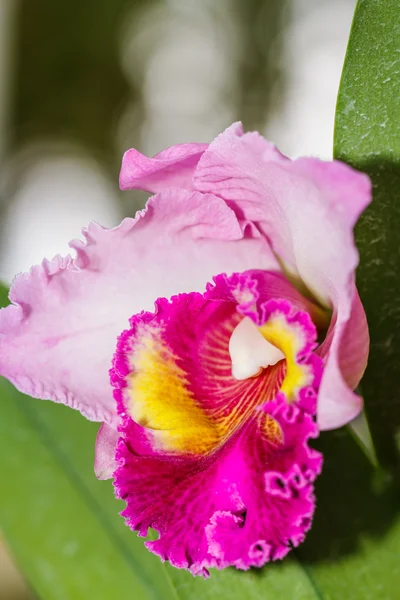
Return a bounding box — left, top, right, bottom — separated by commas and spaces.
0, 123, 371, 575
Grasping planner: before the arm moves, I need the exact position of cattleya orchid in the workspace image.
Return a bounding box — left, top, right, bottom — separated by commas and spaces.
0, 123, 371, 576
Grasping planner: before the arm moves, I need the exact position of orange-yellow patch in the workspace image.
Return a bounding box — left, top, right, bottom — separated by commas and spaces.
259, 413, 284, 445
123, 315, 303, 457
259, 315, 313, 402
125, 324, 219, 454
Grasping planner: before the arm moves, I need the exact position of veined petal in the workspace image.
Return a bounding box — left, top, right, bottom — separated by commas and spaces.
112, 271, 323, 573
115, 398, 322, 575
0, 189, 274, 426
120, 142, 207, 192
205, 400, 322, 570
193, 122, 371, 297
112, 271, 322, 455
193, 123, 371, 429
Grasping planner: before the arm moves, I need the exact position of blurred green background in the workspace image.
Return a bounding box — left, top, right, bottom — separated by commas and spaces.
0, 1, 361, 598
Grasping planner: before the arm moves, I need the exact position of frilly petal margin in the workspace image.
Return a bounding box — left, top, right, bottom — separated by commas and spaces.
115, 397, 322, 576
120, 142, 207, 193
0, 188, 275, 426
112, 272, 323, 575
192, 122, 372, 429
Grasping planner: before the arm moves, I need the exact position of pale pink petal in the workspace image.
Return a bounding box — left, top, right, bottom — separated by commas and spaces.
338, 289, 369, 391
0, 189, 275, 426
94, 423, 119, 480
120, 143, 207, 193
194, 123, 371, 299
193, 123, 372, 429
317, 287, 369, 429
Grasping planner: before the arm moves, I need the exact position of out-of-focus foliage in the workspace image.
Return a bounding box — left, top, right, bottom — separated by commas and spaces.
12, 0, 136, 169
10, 0, 286, 173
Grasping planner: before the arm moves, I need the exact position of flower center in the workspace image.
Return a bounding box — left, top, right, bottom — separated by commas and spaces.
229, 316, 284, 380
229, 308, 314, 403
114, 287, 318, 458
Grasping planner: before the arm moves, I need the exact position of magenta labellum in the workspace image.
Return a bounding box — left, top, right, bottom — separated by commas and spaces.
111, 271, 323, 575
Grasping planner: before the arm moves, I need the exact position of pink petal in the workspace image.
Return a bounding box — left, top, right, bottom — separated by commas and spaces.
193, 123, 372, 429
120, 142, 208, 193
112, 271, 323, 572
0, 189, 274, 426
317, 286, 369, 429
115, 398, 322, 574
205, 399, 322, 569
94, 423, 119, 480
338, 289, 369, 391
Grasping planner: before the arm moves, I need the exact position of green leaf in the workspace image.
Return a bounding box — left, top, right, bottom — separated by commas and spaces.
334, 0, 400, 469
348, 409, 378, 468
297, 428, 400, 600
